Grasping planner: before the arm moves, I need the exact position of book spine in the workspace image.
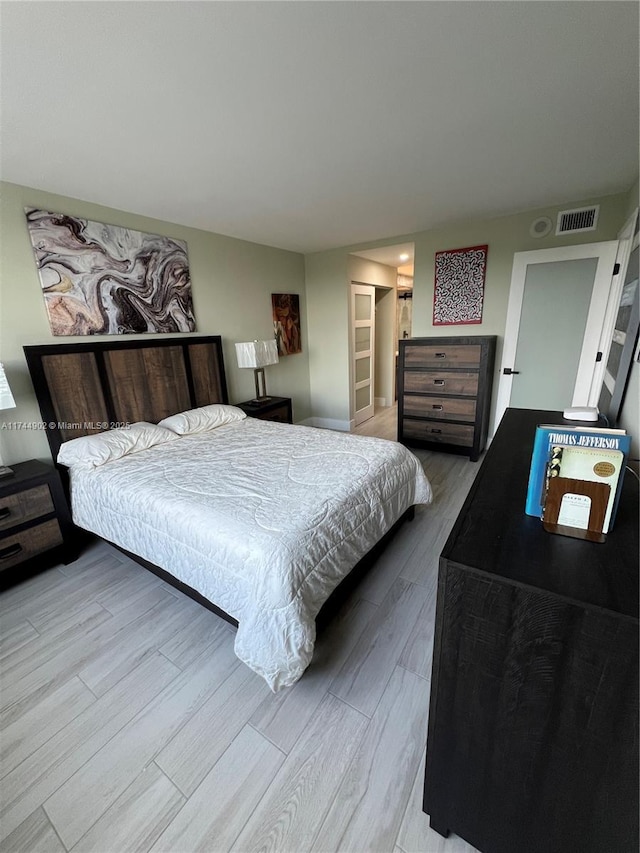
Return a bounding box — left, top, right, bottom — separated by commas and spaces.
525, 427, 552, 517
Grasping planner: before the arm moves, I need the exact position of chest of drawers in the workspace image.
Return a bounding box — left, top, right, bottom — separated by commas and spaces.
398, 336, 496, 461
0, 460, 75, 585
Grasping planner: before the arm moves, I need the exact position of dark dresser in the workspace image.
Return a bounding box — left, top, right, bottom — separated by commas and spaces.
423, 407, 639, 853
398, 336, 496, 461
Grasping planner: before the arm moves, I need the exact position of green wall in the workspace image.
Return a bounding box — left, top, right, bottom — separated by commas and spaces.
0, 182, 310, 464
1, 179, 635, 466
306, 191, 631, 431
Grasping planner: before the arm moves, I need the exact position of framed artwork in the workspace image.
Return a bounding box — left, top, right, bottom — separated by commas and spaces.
433, 244, 487, 326
272, 293, 302, 355
25, 208, 196, 336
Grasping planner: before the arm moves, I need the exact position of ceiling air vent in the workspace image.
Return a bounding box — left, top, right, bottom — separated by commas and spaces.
555, 205, 599, 236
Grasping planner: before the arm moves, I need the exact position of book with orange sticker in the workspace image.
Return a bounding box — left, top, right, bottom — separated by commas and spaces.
525, 424, 631, 534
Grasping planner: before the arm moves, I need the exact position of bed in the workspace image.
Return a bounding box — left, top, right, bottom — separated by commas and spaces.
24, 335, 433, 690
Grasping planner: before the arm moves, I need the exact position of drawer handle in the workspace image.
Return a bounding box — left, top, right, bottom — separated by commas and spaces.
430, 428, 442, 434
433, 379, 445, 386
435, 352, 446, 359
432, 404, 443, 410
0, 543, 22, 560
0, 507, 10, 521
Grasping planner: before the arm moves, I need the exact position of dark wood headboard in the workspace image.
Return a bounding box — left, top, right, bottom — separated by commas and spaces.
24, 335, 228, 463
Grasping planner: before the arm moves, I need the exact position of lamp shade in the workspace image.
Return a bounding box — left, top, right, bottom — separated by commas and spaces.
0, 364, 16, 410
235, 340, 279, 369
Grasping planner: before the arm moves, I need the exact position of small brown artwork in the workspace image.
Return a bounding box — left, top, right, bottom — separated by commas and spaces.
272, 293, 301, 355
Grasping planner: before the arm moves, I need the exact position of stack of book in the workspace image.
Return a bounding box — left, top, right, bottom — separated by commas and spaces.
525, 423, 632, 542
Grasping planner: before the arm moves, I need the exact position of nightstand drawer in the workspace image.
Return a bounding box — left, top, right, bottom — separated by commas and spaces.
236, 397, 293, 424
0, 519, 63, 570
259, 404, 290, 423
402, 395, 476, 422
404, 344, 481, 369
404, 371, 479, 397
402, 419, 475, 447
0, 484, 54, 531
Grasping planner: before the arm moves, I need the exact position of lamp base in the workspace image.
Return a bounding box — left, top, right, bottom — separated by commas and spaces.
253, 368, 271, 401
0, 465, 14, 479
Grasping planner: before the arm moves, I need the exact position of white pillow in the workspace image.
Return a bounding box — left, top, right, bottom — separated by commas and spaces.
158, 404, 246, 435
57, 422, 178, 469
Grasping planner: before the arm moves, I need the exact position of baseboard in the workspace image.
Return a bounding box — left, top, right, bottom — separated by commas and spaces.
298, 417, 351, 432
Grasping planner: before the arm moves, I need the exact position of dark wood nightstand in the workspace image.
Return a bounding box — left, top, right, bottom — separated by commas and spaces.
0, 460, 76, 586
236, 396, 293, 424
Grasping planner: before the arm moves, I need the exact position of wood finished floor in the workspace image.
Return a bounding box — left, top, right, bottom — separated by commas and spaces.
0, 406, 482, 853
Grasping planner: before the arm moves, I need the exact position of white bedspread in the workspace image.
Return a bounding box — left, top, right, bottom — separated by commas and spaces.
69, 419, 433, 690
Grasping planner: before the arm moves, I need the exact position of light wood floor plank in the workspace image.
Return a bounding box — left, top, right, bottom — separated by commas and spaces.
0, 652, 180, 842
249, 595, 378, 754
0, 568, 69, 629
1, 806, 66, 853
229, 694, 370, 853
77, 593, 207, 697
1, 676, 96, 779
0, 589, 179, 723
69, 762, 186, 853
93, 566, 166, 615
311, 665, 429, 853
0, 620, 39, 661
329, 578, 430, 717
155, 661, 271, 796
399, 514, 451, 588
2, 556, 129, 634
44, 626, 239, 849
151, 726, 285, 853
159, 604, 234, 670
398, 570, 438, 681
355, 506, 435, 605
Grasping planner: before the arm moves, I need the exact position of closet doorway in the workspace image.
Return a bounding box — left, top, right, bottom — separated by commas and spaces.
349, 243, 415, 427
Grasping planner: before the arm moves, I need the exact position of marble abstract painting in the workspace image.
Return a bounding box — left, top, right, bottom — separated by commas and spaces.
25, 208, 196, 336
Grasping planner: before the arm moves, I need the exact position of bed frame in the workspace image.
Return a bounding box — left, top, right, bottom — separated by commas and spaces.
24, 334, 413, 630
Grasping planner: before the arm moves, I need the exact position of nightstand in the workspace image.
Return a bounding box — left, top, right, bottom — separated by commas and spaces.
236, 396, 293, 424
0, 460, 76, 585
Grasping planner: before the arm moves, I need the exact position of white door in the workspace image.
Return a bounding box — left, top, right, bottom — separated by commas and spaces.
494, 241, 618, 432
350, 283, 375, 426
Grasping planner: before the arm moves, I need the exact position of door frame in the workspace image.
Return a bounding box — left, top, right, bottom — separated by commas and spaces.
494, 241, 618, 432
594, 209, 639, 405
349, 282, 376, 426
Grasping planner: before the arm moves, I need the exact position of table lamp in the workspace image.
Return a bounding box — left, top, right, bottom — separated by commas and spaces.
0, 363, 16, 478
235, 340, 279, 402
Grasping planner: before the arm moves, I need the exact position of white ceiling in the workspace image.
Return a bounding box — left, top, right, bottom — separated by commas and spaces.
351, 243, 415, 269
1, 2, 638, 255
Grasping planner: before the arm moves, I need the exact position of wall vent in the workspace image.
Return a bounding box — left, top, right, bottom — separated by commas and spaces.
555, 205, 599, 235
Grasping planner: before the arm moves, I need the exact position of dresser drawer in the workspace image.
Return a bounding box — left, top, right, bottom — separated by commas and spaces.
403, 395, 476, 422
404, 371, 479, 397
0, 484, 54, 532
0, 519, 63, 570
404, 344, 481, 370
402, 419, 475, 447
